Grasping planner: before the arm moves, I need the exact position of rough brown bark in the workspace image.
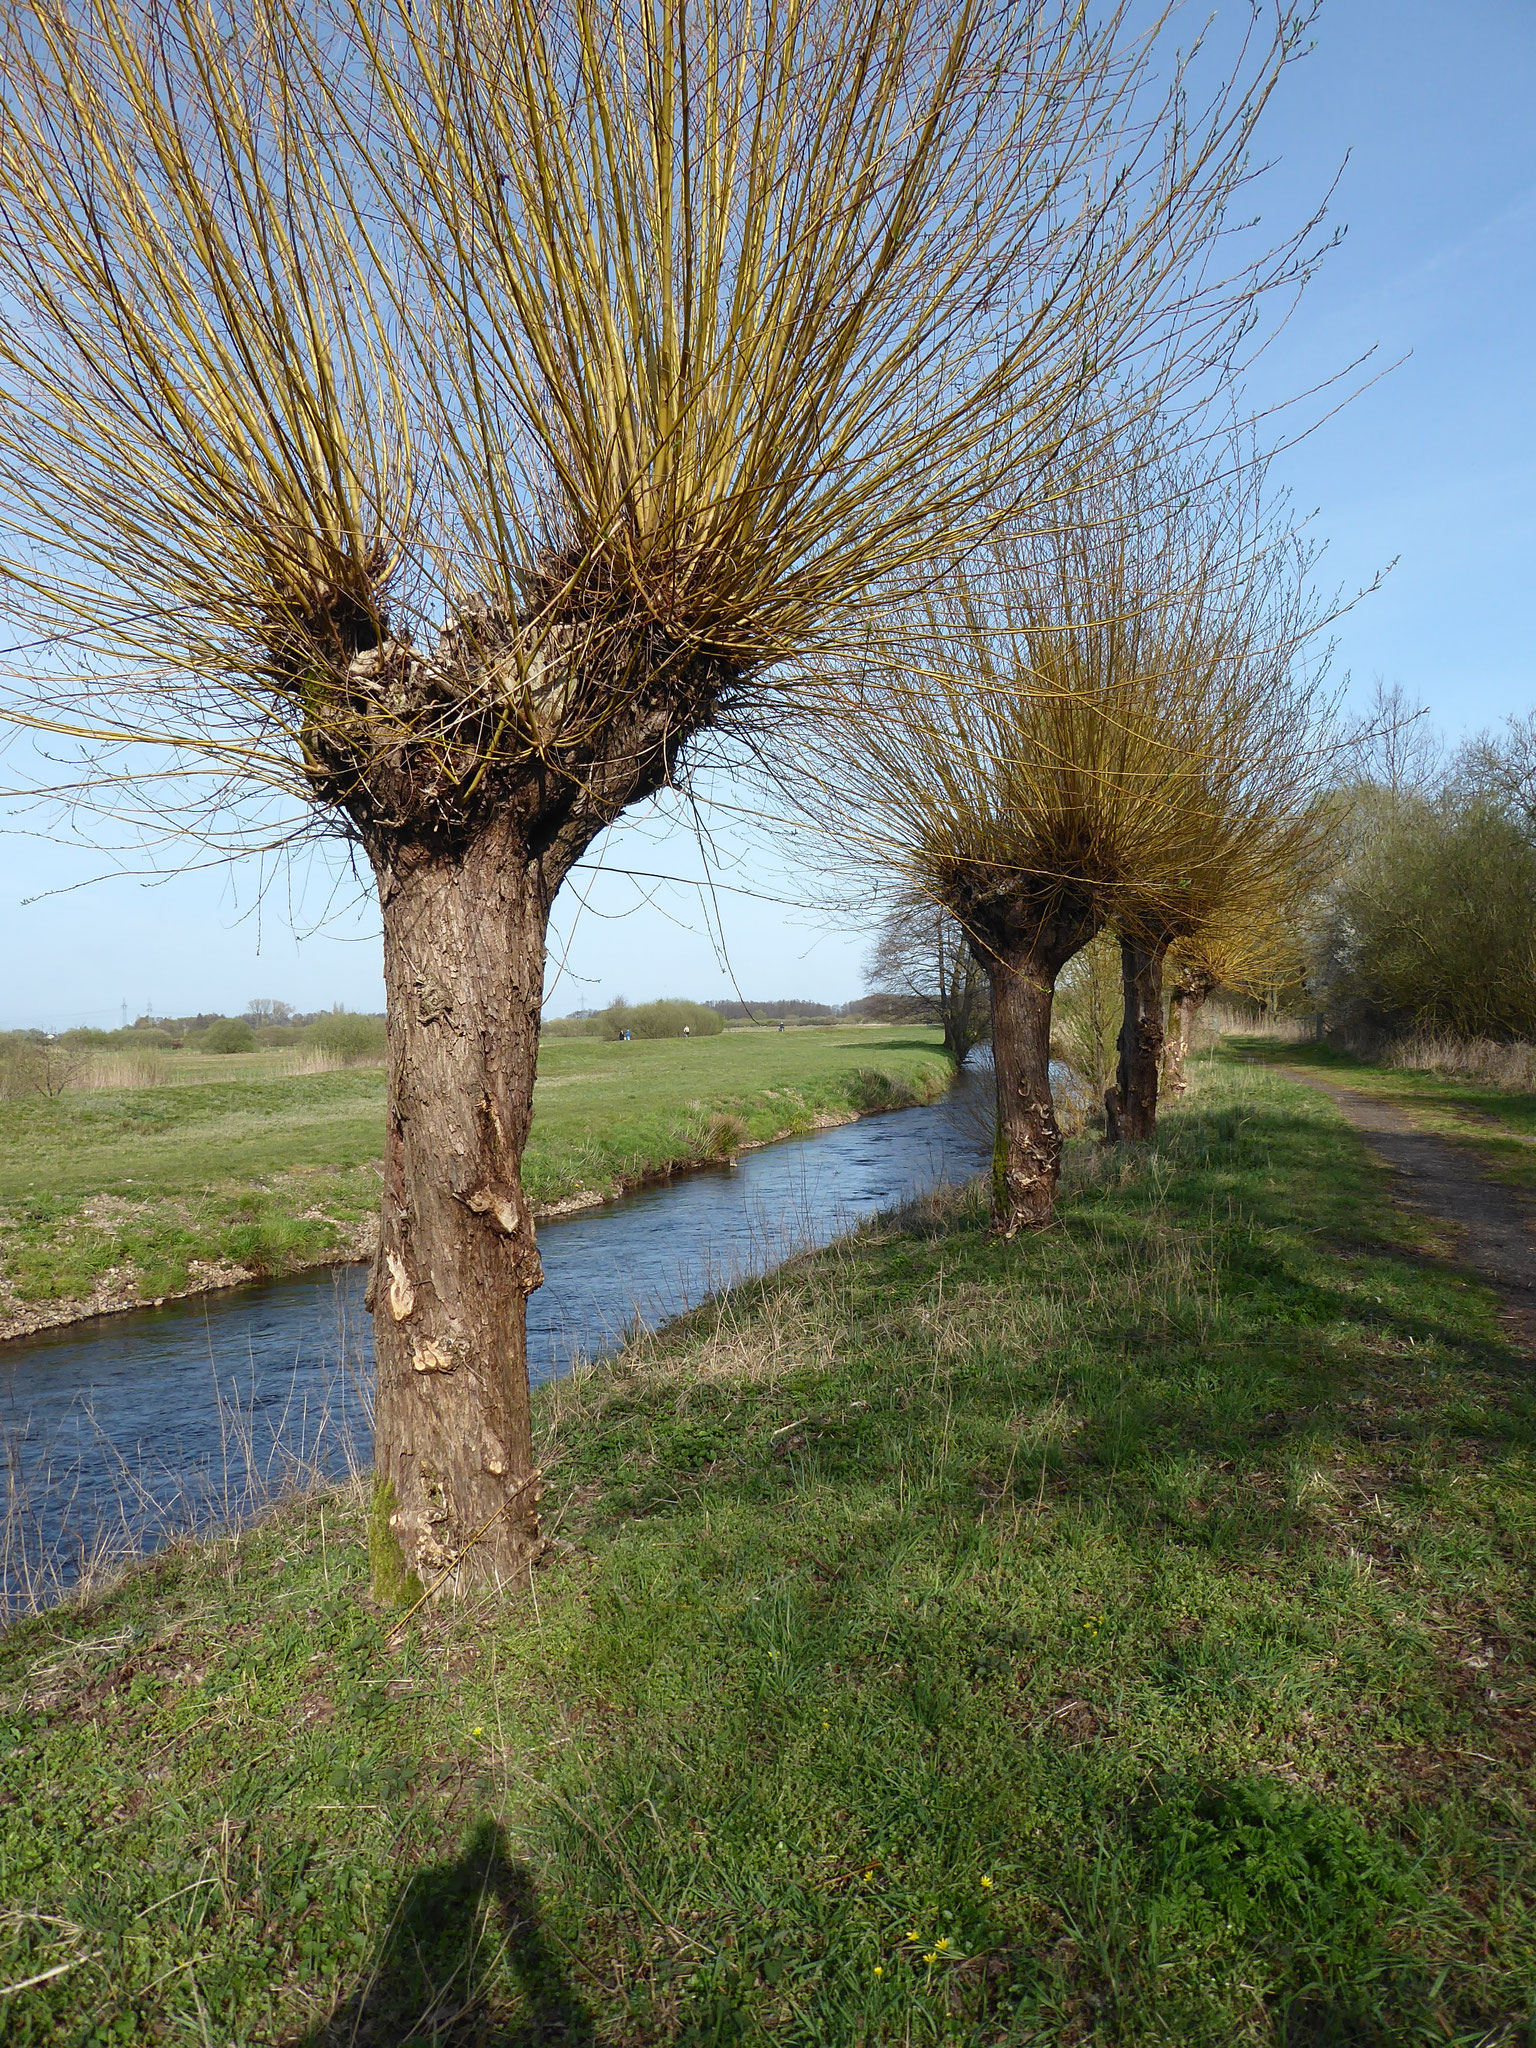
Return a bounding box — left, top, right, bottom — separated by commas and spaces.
1104, 938, 1165, 1142
367, 817, 551, 1594
1162, 963, 1219, 1095
987, 959, 1063, 1232
977, 899, 1097, 1233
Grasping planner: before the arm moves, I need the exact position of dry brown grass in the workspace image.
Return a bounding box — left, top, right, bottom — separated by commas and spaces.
1387, 1030, 1536, 1093
1204, 1003, 1313, 1044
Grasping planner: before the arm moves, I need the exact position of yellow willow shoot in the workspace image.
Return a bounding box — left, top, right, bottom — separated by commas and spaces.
0, 0, 1324, 1590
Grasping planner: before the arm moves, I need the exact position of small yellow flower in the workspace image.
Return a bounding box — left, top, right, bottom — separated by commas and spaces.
907, 1930, 919, 1943
873, 1965, 883, 1978
922, 1951, 937, 1964
979, 1875, 993, 1890
935, 1937, 950, 1952
863, 1867, 875, 1879
472, 1726, 484, 1736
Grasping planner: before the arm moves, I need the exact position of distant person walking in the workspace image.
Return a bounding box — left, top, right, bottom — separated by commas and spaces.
682, 1025, 690, 1037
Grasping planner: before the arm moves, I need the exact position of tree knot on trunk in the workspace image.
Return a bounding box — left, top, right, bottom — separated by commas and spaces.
458, 1183, 544, 1294
464, 1183, 522, 1235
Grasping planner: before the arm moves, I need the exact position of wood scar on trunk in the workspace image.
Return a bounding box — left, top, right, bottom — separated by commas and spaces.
386, 1251, 415, 1321
414, 969, 455, 1025
412, 1328, 466, 1374
465, 1184, 521, 1236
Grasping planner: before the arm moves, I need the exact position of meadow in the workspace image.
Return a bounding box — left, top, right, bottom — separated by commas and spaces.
0, 1027, 951, 1324
2, 1051, 1532, 2044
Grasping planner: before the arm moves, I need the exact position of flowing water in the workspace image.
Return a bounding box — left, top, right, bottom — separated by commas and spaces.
1, 1067, 996, 1608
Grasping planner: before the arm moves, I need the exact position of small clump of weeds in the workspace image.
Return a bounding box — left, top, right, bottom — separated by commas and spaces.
699, 1109, 751, 1158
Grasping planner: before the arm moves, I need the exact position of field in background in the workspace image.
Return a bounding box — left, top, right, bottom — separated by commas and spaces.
50, 1045, 371, 1092
0, 1026, 950, 1326
3, 1053, 1532, 2043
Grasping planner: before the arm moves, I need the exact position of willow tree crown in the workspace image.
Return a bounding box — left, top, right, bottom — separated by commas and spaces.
779, 419, 1339, 970
0, 0, 1316, 867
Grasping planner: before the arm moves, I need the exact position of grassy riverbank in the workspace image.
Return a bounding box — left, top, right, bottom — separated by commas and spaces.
4, 1054, 1534, 2044
0, 1026, 949, 1333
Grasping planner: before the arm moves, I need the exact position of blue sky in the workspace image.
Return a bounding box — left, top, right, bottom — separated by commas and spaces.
2, 0, 1532, 1029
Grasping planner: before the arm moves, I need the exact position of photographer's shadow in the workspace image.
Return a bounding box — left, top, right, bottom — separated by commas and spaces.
296, 1818, 594, 2047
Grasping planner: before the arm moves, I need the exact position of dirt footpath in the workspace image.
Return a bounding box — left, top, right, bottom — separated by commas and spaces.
1278, 1066, 1536, 1348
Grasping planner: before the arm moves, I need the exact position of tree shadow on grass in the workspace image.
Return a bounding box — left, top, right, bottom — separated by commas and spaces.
294, 1818, 593, 2048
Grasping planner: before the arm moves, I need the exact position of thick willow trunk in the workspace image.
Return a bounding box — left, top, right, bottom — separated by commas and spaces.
1104, 938, 1165, 1142
987, 955, 1067, 1234
368, 818, 548, 1596
1162, 965, 1218, 1096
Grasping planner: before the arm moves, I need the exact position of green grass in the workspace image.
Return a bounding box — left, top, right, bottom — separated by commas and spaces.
1234, 1036, 1536, 1195
0, 1027, 949, 1311
4, 1058, 1535, 2043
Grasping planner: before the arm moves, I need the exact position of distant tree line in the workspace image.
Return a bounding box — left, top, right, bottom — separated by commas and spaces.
541, 994, 941, 1040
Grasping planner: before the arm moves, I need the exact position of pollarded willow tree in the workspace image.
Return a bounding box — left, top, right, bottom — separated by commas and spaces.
1090, 451, 1338, 1144
1159, 887, 1311, 1095
0, 0, 1319, 1591
784, 430, 1335, 1229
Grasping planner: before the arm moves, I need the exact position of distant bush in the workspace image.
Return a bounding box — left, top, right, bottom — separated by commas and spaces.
597, 999, 724, 1040
841, 992, 932, 1024
254, 1025, 302, 1047
1314, 790, 1536, 1041
707, 999, 836, 1021
58, 1026, 114, 1048
0, 1031, 85, 1097
203, 1018, 257, 1053
540, 1014, 602, 1039
305, 1010, 387, 1060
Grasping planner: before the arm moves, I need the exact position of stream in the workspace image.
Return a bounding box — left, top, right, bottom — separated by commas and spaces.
1, 1066, 995, 1609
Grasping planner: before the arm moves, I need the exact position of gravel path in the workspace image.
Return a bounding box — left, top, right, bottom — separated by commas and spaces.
1278, 1066, 1536, 1347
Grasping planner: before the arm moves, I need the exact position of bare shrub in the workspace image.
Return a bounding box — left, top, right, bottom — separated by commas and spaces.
0, 1034, 86, 1097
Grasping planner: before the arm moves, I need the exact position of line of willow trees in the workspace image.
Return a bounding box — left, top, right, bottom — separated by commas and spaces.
0, 0, 1333, 1596
783, 421, 1335, 1231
